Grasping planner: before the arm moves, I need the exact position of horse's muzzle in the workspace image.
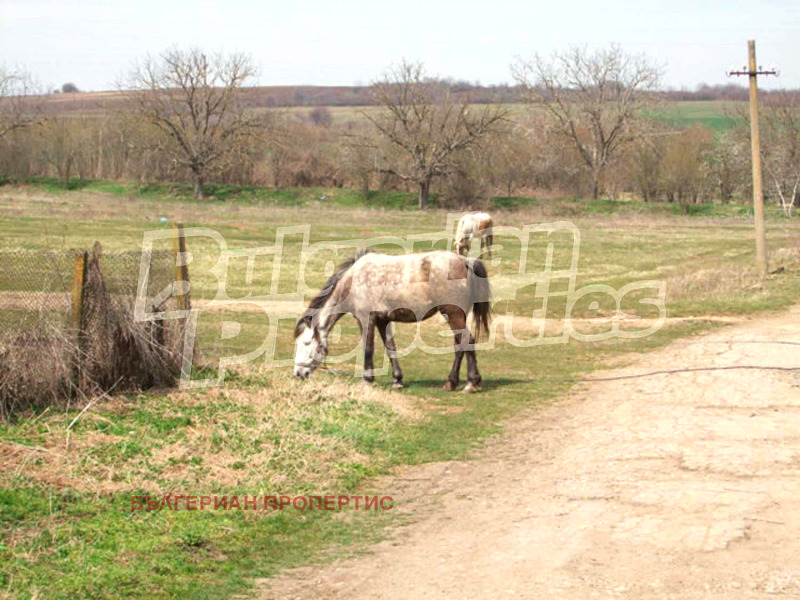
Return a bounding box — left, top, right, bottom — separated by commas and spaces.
294, 367, 311, 380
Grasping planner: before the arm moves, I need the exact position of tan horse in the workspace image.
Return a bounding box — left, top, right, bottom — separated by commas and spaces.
454, 212, 493, 258
294, 251, 491, 392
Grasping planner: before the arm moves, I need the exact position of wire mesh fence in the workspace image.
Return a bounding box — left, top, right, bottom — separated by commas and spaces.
0, 249, 75, 338
0, 247, 176, 342
0, 233, 189, 419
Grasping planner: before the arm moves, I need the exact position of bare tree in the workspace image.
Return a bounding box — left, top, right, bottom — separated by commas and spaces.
340, 132, 379, 201
367, 60, 507, 209
704, 128, 748, 205
37, 117, 82, 184
485, 122, 536, 200
661, 126, 713, 210
760, 92, 800, 216
628, 130, 666, 202
126, 48, 257, 199
513, 45, 662, 199
0, 67, 40, 142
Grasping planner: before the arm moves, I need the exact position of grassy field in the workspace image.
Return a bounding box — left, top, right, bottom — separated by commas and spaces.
43, 84, 743, 130
1, 180, 799, 598
277, 100, 744, 131
648, 100, 743, 131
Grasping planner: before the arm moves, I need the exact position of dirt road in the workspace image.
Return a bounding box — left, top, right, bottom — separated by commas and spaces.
261, 306, 800, 599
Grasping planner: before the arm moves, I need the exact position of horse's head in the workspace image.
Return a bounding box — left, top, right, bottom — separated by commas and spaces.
293, 315, 328, 379
293, 251, 364, 379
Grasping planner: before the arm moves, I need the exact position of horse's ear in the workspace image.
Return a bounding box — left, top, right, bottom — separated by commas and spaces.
294, 315, 312, 338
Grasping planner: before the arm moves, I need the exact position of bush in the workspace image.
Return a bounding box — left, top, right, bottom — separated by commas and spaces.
0, 328, 75, 420
308, 107, 333, 127
439, 167, 490, 209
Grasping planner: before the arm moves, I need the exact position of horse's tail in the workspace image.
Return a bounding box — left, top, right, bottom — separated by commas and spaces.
468, 257, 491, 340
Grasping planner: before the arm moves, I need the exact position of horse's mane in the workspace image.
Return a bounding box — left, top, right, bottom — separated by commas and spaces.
294, 250, 368, 338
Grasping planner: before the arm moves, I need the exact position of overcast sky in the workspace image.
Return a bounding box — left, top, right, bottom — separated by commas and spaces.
1, 0, 797, 92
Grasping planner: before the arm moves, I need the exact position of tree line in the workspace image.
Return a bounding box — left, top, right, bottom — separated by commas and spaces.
1, 46, 798, 213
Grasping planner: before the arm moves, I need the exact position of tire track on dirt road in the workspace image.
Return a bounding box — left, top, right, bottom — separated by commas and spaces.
261, 306, 800, 599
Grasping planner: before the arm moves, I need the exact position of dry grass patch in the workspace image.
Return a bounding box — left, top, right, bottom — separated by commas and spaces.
667, 251, 799, 302
667, 263, 763, 301
0, 373, 421, 497
0, 328, 75, 420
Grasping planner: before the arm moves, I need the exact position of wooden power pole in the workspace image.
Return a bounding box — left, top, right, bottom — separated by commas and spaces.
727, 41, 778, 276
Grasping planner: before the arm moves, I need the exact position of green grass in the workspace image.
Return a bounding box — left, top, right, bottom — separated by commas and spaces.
649, 100, 744, 131
0, 483, 392, 599
284, 100, 744, 133
6, 176, 421, 210
1, 181, 800, 598
7, 175, 796, 228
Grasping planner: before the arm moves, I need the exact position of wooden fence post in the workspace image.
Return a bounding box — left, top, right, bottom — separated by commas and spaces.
172, 223, 191, 310
70, 250, 88, 331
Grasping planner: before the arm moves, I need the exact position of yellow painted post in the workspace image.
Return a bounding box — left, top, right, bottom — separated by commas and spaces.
172, 223, 191, 310
70, 250, 88, 330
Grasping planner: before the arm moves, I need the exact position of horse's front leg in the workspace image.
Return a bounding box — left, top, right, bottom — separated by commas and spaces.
483, 233, 493, 259
377, 319, 403, 388
362, 318, 376, 384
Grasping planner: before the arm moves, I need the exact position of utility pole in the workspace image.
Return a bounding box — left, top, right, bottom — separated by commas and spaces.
727, 40, 778, 276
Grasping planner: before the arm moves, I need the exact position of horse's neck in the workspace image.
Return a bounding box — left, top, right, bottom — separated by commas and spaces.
318, 277, 351, 333
319, 308, 346, 336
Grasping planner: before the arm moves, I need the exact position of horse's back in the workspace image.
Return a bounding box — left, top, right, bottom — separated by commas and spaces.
348, 251, 474, 319
473, 212, 492, 232
459, 212, 492, 234
354, 250, 467, 280
456, 214, 473, 237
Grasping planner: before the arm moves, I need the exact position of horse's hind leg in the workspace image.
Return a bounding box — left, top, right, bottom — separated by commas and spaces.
377, 319, 404, 388
463, 337, 482, 393
452, 310, 482, 393
443, 308, 467, 391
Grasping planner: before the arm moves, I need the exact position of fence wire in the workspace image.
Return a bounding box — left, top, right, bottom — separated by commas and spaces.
0, 248, 176, 342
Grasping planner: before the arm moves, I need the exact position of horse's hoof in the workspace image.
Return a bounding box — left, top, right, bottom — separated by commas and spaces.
442, 381, 456, 391
463, 382, 481, 394
361, 379, 374, 386
392, 381, 405, 389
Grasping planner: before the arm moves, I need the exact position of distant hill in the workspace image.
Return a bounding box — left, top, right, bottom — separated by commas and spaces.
39, 84, 517, 116
37, 82, 783, 116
